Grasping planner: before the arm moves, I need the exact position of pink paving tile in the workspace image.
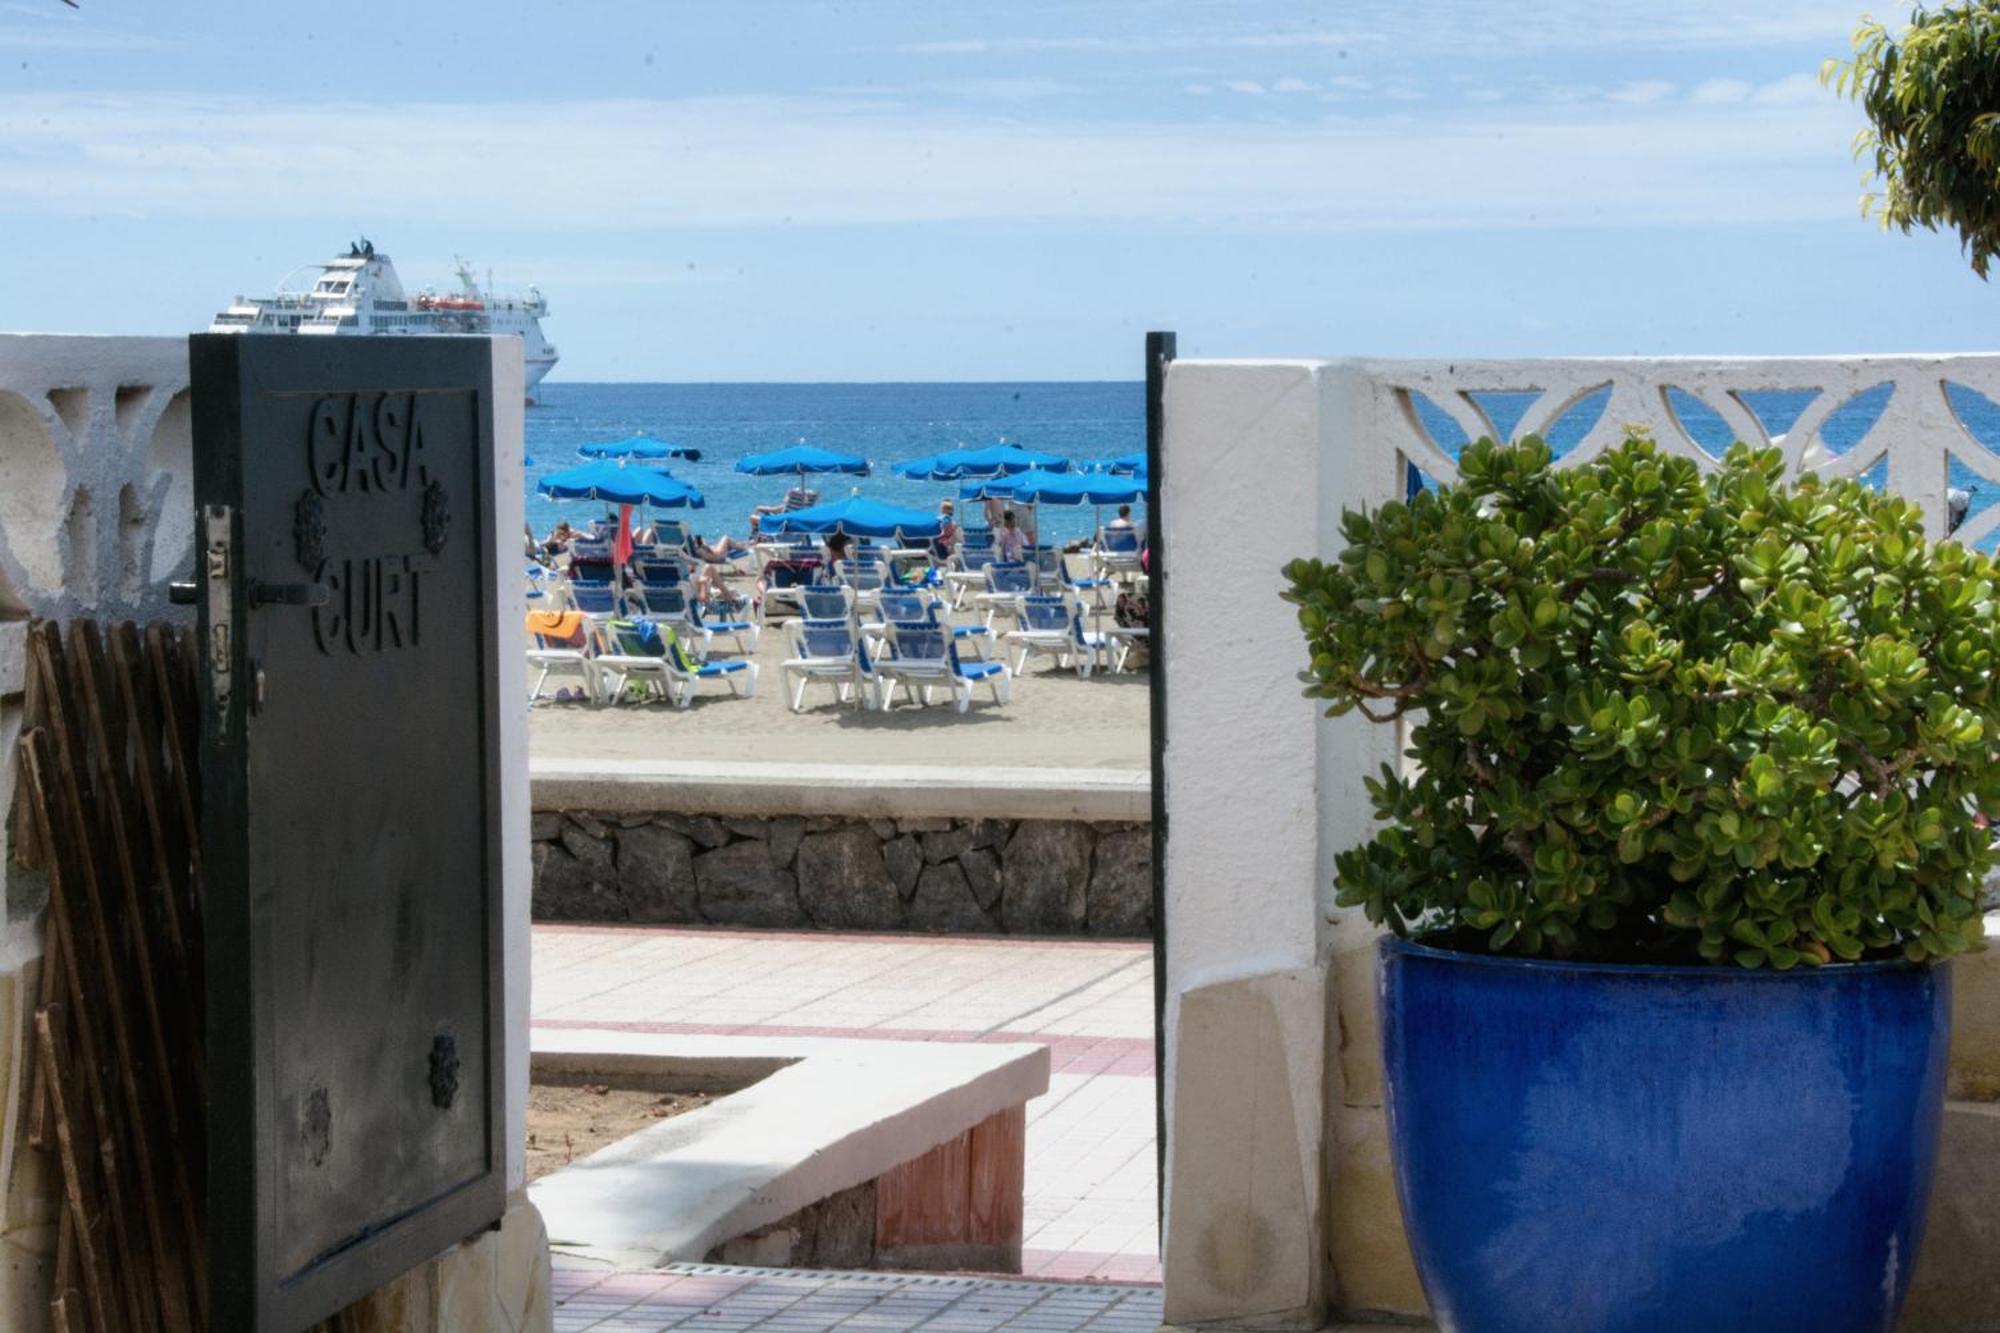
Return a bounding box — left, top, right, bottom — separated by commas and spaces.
533, 926, 1160, 1277
536, 921, 1153, 951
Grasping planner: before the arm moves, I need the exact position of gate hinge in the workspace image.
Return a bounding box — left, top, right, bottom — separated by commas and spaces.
204, 504, 234, 741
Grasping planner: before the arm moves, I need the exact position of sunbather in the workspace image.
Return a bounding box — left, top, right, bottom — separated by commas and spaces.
690, 532, 754, 603
540, 519, 578, 555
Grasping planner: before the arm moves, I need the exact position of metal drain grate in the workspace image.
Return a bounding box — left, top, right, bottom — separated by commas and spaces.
660, 1263, 1156, 1297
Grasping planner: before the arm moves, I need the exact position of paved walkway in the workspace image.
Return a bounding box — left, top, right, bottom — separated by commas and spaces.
533, 925, 1160, 1283
551, 1266, 1163, 1333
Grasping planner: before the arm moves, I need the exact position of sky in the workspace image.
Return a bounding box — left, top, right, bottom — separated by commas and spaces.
3, 0, 1997, 381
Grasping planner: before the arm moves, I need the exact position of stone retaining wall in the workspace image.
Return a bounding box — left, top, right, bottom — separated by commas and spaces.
531, 810, 1152, 937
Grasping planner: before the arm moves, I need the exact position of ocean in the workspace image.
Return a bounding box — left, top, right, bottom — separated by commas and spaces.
524, 381, 1142, 549
524, 380, 2000, 552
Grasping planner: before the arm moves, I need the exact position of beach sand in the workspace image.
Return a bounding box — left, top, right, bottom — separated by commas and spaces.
528, 614, 1151, 771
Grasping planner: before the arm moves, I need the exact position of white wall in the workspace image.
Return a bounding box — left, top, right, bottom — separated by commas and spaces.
1159, 353, 2000, 1325
491, 337, 531, 1194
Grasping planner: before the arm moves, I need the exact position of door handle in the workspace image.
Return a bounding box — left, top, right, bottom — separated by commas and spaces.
249, 580, 329, 609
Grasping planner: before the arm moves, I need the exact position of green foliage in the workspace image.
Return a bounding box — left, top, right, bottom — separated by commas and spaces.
1284, 434, 2000, 968
1824, 3, 2000, 277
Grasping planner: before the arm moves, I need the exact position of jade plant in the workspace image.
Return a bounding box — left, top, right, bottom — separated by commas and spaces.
1283, 433, 2000, 967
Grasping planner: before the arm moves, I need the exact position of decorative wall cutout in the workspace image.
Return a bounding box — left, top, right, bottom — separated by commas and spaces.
1373, 360, 2000, 545
1, 341, 196, 621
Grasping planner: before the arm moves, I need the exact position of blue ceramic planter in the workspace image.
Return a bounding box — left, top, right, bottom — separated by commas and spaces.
1379, 937, 1950, 1333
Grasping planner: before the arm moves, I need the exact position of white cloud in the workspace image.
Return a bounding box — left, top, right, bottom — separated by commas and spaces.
1224, 79, 1267, 95
1753, 72, 1826, 104
1183, 83, 1214, 96
0, 21, 175, 51
927, 77, 1078, 103
1607, 80, 1676, 105
0, 91, 1866, 235
895, 1, 1858, 59
1272, 77, 1314, 94
1691, 78, 1754, 104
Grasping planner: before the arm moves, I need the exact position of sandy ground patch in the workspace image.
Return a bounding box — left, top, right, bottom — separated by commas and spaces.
525, 1083, 712, 1183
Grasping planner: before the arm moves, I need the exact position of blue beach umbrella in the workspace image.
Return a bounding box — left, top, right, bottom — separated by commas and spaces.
537, 459, 705, 508
1096, 451, 1146, 476
756, 496, 943, 541
893, 443, 1071, 481
578, 434, 704, 463
735, 443, 870, 477
987, 470, 1146, 507
737, 443, 871, 509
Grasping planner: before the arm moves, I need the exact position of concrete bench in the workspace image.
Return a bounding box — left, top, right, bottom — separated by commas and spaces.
529, 1028, 1051, 1273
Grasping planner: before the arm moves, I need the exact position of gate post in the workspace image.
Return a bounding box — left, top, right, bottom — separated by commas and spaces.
1157, 359, 1335, 1328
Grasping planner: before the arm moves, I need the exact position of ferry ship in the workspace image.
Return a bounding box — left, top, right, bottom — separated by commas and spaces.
209, 239, 559, 399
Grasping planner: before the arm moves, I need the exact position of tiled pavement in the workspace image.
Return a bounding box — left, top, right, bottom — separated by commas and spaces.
551, 1266, 1164, 1333
532, 926, 1160, 1283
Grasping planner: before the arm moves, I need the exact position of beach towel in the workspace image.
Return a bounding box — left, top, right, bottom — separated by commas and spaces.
618, 617, 669, 656
526, 610, 586, 646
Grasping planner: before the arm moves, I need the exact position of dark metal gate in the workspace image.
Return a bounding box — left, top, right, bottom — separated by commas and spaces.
189, 336, 505, 1331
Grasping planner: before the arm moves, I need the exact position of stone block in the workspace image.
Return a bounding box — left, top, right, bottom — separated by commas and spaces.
529, 811, 561, 841
557, 820, 611, 866
1327, 1105, 1425, 1321
1000, 821, 1092, 934
961, 848, 1003, 912
659, 812, 732, 849
1336, 938, 1385, 1108
695, 841, 804, 927
564, 811, 609, 841
922, 824, 981, 865
883, 835, 924, 899
1901, 1102, 2000, 1332
797, 828, 903, 930
898, 817, 953, 835
1164, 966, 1326, 1329
617, 824, 697, 924
1086, 827, 1151, 936
910, 864, 997, 933
768, 816, 806, 867
434, 1197, 553, 1333
324, 1196, 552, 1333
724, 817, 771, 841
1949, 947, 2000, 1101
0, 622, 24, 698
532, 841, 625, 922
709, 1180, 877, 1270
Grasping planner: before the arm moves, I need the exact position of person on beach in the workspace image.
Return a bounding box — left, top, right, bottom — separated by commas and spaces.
819, 531, 853, 581
932, 500, 960, 562
1106, 504, 1135, 532
687, 532, 754, 605
541, 520, 578, 555
996, 510, 1027, 563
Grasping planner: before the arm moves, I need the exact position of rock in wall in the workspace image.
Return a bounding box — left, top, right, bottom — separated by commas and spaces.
530, 811, 1153, 937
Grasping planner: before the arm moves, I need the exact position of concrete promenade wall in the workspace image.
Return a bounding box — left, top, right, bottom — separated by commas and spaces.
0, 334, 550, 1331
1161, 356, 2000, 1331
529, 763, 1152, 936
